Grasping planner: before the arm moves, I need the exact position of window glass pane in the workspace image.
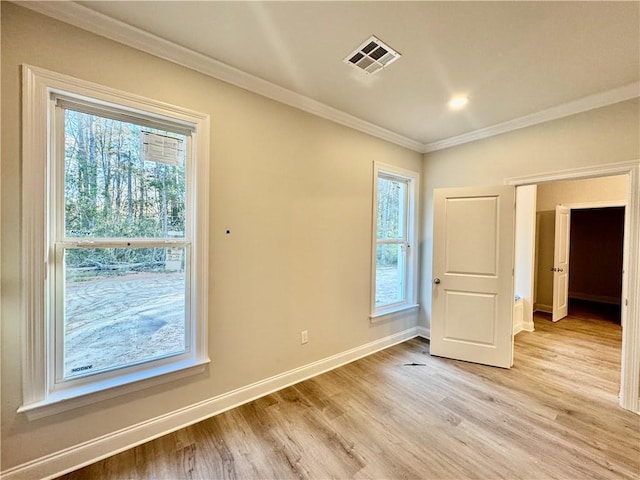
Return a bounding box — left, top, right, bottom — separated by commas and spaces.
375, 244, 406, 307
377, 177, 406, 239
63, 247, 186, 379
64, 109, 186, 239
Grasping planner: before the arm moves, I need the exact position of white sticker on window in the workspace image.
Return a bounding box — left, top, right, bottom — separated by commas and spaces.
141, 132, 184, 166
165, 247, 184, 271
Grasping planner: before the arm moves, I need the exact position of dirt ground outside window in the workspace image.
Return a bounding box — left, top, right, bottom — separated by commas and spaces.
64, 272, 186, 378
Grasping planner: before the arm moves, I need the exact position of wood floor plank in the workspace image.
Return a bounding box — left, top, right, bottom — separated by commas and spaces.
58, 308, 640, 479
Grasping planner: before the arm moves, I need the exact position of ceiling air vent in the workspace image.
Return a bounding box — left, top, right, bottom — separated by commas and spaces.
344, 35, 401, 75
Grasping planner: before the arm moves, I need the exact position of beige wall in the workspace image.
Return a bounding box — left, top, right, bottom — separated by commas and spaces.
534, 176, 628, 309
536, 175, 628, 211
1, 4, 422, 470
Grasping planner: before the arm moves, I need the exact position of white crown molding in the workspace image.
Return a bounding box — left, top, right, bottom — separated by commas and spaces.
14, 0, 424, 153
423, 82, 640, 153
13, 2, 640, 155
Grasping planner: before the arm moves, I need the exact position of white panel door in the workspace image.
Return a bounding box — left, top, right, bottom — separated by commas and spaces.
431, 186, 515, 368
552, 205, 571, 322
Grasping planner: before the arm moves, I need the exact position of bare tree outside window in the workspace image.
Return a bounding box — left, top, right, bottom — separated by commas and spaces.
62, 109, 188, 379
375, 176, 407, 307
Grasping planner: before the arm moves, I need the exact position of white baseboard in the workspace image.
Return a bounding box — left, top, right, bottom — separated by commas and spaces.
515, 321, 535, 335
416, 326, 430, 339
534, 303, 553, 314
522, 320, 535, 332
1, 327, 419, 480
513, 322, 523, 335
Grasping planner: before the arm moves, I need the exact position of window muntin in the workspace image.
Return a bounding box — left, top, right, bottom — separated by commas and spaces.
371, 164, 419, 317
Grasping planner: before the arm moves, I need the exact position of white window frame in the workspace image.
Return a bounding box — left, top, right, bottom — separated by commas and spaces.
370, 162, 420, 319
19, 65, 211, 419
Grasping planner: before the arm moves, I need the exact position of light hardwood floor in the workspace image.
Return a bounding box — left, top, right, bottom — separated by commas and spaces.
60, 308, 639, 479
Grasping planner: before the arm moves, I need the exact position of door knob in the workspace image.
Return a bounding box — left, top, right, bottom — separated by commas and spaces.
434, 278, 441, 284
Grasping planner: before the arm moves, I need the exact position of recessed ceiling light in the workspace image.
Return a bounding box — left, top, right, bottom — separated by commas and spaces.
448, 96, 469, 109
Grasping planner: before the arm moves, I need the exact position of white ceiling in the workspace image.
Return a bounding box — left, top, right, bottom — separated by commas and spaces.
23, 1, 640, 151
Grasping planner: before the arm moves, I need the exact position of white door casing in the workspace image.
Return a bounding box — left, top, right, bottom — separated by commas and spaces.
552, 205, 571, 322
514, 185, 537, 332
431, 185, 516, 368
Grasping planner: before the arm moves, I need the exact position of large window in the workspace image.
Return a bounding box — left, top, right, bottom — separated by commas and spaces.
20, 66, 210, 418
371, 163, 419, 318
55, 100, 191, 381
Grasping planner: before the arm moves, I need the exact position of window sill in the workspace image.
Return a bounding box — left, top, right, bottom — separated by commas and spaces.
18, 358, 210, 420
370, 303, 419, 322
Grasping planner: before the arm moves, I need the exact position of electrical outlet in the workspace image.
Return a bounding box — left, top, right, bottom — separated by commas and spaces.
301, 330, 308, 344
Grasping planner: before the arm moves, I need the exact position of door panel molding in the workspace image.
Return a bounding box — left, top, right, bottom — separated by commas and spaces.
444, 290, 497, 346
432, 185, 515, 369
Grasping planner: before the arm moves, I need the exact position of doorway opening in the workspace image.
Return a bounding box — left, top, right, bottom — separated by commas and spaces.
566, 206, 625, 321
535, 202, 626, 323
509, 161, 639, 413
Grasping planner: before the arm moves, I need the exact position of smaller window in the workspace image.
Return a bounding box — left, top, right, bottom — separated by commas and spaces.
371, 163, 419, 318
